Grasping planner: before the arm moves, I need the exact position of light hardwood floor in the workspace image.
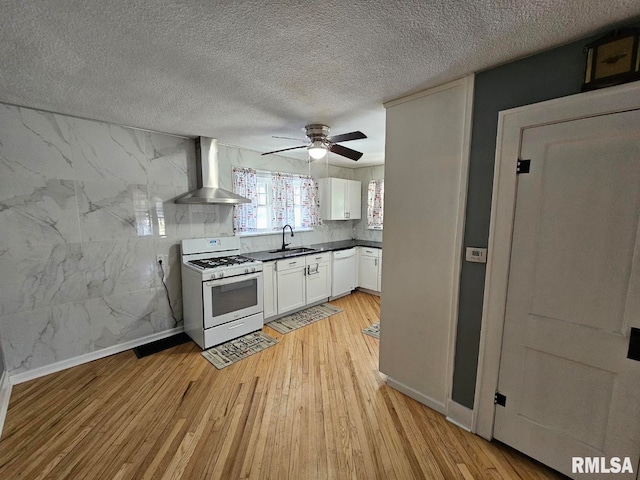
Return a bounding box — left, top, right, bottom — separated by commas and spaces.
0, 291, 565, 479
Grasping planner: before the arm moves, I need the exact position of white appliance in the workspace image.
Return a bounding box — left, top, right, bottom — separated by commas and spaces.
331, 248, 356, 298
181, 237, 263, 349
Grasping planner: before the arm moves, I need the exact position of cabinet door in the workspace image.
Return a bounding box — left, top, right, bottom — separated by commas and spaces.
277, 267, 306, 314
319, 178, 348, 220
358, 254, 379, 291
263, 262, 277, 319
347, 180, 362, 219
306, 262, 330, 304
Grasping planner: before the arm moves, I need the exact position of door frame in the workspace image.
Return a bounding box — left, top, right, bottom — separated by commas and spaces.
473, 80, 640, 445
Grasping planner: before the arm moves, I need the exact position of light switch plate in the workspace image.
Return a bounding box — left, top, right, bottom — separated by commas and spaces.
465, 247, 487, 263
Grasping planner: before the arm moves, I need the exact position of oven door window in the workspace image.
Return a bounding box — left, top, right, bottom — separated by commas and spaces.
209, 278, 258, 318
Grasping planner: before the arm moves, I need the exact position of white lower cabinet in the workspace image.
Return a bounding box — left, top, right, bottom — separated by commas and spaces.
305, 252, 331, 304
268, 247, 378, 317
358, 247, 382, 292
276, 258, 306, 314
263, 261, 278, 319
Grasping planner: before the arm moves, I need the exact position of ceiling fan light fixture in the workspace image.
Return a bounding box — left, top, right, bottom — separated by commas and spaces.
308, 141, 327, 160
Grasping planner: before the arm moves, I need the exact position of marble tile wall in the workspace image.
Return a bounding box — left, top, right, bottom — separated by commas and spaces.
353, 165, 385, 243
0, 103, 356, 375
0, 104, 200, 374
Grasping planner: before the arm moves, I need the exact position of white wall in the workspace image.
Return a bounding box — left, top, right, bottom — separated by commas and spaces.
379, 77, 473, 413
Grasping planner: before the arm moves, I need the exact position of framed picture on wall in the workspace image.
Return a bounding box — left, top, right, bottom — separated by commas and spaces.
583, 28, 640, 91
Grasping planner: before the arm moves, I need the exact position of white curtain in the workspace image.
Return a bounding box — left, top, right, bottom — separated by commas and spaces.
367, 179, 384, 229
232, 167, 258, 233
301, 176, 321, 228
233, 168, 322, 232
271, 172, 295, 229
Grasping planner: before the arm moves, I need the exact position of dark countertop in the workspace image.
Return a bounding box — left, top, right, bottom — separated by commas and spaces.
246, 239, 382, 262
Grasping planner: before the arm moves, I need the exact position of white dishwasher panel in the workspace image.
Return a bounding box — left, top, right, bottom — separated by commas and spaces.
332, 248, 356, 298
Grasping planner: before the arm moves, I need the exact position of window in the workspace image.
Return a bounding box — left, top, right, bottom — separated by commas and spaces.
256, 175, 271, 230
233, 168, 321, 235
367, 179, 384, 230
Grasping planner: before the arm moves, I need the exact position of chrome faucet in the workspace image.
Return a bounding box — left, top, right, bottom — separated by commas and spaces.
281, 224, 294, 251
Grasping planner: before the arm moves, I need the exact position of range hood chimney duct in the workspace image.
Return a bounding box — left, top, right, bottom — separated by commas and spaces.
175, 137, 251, 204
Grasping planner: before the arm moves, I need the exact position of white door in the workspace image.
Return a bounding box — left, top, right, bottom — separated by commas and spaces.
494, 109, 640, 478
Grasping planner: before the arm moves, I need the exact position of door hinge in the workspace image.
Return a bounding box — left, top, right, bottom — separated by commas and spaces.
494, 392, 507, 407
517, 159, 531, 174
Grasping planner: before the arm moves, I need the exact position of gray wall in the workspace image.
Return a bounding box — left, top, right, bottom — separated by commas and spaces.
451, 32, 605, 408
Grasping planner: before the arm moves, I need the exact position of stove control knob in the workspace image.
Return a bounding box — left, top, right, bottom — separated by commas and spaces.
245, 268, 249, 274
218, 272, 224, 279
251, 267, 256, 273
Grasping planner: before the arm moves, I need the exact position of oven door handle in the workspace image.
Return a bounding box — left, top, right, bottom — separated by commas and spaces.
204, 272, 262, 287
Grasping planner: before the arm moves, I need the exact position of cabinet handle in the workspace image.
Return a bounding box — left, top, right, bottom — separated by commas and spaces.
375, 258, 378, 266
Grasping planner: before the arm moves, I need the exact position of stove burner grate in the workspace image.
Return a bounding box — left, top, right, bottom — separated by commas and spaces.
189, 255, 255, 270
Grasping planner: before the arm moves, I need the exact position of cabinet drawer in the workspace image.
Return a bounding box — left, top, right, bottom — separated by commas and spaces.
276, 258, 305, 271
306, 252, 330, 265
360, 247, 380, 258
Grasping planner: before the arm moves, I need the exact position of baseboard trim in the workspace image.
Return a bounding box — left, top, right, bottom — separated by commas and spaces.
0, 370, 12, 439
446, 400, 473, 432
355, 287, 380, 297
386, 377, 446, 415
9, 327, 185, 385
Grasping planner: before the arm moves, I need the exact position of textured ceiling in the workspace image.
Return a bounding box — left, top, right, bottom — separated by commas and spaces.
1, 1, 640, 168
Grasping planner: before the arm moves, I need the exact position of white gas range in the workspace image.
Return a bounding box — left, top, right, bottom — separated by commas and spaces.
181, 237, 263, 349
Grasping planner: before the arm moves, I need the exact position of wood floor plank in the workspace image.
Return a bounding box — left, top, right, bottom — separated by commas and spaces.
0, 291, 566, 480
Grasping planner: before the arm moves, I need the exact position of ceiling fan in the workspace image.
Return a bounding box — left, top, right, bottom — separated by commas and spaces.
261, 124, 367, 161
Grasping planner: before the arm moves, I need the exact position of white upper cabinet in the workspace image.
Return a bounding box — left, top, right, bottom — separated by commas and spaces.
319, 178, 361, 220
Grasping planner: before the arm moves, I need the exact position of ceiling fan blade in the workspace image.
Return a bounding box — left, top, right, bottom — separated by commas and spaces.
329, 143, 363, 161
272, 135, 306, 142
327, 131, 367, 143
261, 145, 308, 156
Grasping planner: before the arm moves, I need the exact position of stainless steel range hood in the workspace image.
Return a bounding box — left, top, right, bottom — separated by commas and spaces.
175, 137, 251, 204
